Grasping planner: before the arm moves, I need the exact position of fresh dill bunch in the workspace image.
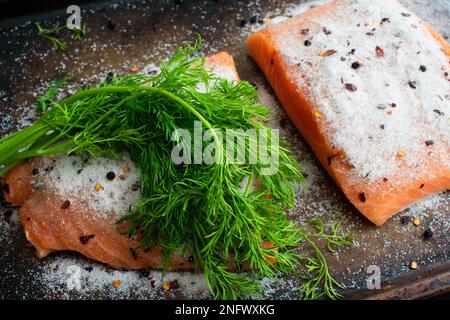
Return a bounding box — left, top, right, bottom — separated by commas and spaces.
0, 37, 352, 299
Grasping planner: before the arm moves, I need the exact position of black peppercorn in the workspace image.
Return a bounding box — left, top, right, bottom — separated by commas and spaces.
188, 255, 194, 262
61, 200, 71, 209
131, 182, 140, 191
240, 19, 247, 27
106, 171, 116, 180
423, 228, 433, 240
106, 19, 116, 31
32, 168, 39, 176
105, 71, 114, 83
401, 215, 411, 225
250, 16, 257, 23
351, 61, 360, 69
425, 140, 434, 146
408, 81, 416, 89
419, 65, 427, 72
304, 40, 312, 46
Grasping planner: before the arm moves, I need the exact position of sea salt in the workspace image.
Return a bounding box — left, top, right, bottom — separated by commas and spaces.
41, 154, 140, 219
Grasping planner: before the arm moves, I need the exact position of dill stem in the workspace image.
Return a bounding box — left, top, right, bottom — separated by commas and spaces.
244, 171, 255, 196
0, 123, 50, 164
12, 140, 73, 160
59, 85, 224, 163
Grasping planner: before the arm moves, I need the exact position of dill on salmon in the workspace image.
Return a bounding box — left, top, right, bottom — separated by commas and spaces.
0, 38, 351, 299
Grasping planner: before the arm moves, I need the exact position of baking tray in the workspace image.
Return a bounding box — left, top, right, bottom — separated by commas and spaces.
0, 0, 449, 300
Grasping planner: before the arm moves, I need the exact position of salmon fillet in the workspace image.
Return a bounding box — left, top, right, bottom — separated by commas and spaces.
1, 52, 239, 270
247, 0, 450, 226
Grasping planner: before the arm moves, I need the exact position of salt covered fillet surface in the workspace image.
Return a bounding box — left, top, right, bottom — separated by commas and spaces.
247, 0, 450, 226
1, 52, 239, 270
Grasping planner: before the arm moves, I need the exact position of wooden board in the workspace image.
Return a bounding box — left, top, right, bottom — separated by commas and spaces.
0, 0, 448, 299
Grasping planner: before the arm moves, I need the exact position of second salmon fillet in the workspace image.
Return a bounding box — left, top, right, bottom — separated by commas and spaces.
248, 0, 450, 226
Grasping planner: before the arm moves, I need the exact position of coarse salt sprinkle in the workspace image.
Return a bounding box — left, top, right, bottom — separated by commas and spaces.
269, 0, 450, 180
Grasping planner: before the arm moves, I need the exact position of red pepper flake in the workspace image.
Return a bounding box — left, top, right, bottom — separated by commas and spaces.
411, 24, 417, 29
387, 111, 393, 115
420, 184, 425, 189
327, 156, 333, 166
383, 177, 388, 183
130, 247, 138, 260
345, 83, 357, 92
169, 279, 180, 290
79, 234, 95, 245
260, 240, 277, 249
375, 46, 384, 57
322, 27, 332, 35
319, 49, 337, 57
425, 140, 434, 146
119, 174, 126, 180
2, 183, 10, 193
358, 192, 366, 203
301, 28, 309, 35
61, 200, 71, 209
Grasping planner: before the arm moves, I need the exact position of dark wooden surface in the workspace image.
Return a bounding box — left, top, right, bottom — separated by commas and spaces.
0, 0, 448, 299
